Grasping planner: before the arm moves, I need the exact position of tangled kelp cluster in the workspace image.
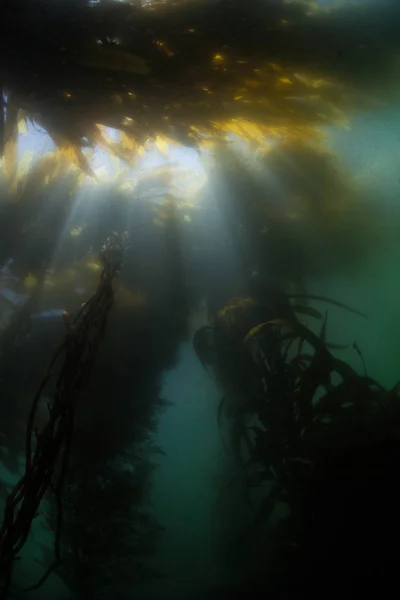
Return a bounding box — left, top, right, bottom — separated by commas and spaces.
0, 180, 192, 598
1, 0, 399, 182
0, 232, 128, 597
194, 284, 400, 592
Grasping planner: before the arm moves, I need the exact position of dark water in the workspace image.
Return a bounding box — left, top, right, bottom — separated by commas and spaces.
1, 0, 400, 599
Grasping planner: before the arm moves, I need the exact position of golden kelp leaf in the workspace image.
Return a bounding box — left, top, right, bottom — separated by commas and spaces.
224, 118, 269, 149
237, 119, 266, 140
155, 135, 169, 155
216, 297, 257, 328
74, 148, 96, 178
17, 118, 27, 135
212, 53, 225, 67
56, 145, 96, 179
18, 150, 34, 175
3, 137, 18, 180
94, 123, 113, 141
244, 319, 288, 345
121, 132, 136, 152
220, 298, 256, 313
278, 77, 294, 85
43, 125, 96, 179
82, 45, 151, 75
118, 132, 140, 162
93, 125, 131, 164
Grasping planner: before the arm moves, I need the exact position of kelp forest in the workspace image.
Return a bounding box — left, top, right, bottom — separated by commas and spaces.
1, 0, 400, 599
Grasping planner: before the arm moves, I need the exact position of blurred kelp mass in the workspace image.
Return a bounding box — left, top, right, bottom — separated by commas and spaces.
1, 0, 400, 599
206, 139, 383, 291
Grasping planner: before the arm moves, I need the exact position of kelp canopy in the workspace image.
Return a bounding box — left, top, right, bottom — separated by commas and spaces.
1, 0, 400, 178
1, 2, 400, 598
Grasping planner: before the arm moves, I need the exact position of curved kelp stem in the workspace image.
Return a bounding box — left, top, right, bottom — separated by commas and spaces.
0, 232, 128, 599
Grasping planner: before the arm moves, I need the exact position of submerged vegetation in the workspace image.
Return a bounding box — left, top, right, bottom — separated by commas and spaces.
0, 0, 400, 599
194, 284, 400, 595
0, 202, 189, 598
1, 0, 393, 308
1, 0, 400, 182
0, 232, 128, 597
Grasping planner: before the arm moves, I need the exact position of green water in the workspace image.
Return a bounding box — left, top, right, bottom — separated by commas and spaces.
1, 1, 400, 599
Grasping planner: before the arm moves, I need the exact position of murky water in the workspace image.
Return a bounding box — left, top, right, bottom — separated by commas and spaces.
1, 0, 400, 599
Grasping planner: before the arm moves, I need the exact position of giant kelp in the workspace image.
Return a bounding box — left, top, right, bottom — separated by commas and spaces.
0, 232, 127, 598
1, 0, 399, 180
0, 0, 393, 310
194, 283, 400, 590
0, 204, 190, 598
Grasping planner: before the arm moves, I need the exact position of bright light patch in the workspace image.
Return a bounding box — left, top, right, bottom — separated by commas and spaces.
6, 120, 207, 206
83, 125, 207, 200
17, 119, 55, 162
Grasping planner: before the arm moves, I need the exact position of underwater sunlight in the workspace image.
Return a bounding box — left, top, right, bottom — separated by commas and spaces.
1, 1, 400, 599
